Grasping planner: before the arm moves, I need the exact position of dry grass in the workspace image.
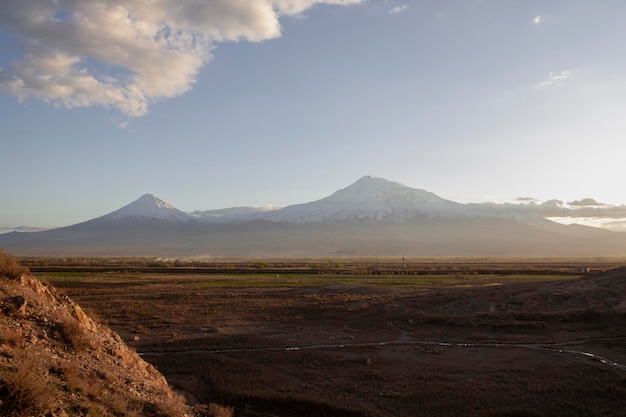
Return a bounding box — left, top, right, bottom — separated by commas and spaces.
208, 403, 234, 417
0, 357, 59, 416
61, 360, 102, 399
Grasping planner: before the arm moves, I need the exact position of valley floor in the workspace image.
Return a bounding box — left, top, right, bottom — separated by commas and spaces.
43, 265, 626, 417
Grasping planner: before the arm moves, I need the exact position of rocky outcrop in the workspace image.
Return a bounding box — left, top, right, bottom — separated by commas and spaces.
0, 254, 190, 416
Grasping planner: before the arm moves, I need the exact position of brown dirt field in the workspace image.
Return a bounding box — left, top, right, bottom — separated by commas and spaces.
48, 270, 626, 417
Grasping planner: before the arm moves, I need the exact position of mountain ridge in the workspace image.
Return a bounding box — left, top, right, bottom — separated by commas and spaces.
1, 176, 625, 257
1, 176, 615, 228
74, 176, 549, 226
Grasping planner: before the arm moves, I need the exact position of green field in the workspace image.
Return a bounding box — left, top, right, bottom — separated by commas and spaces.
41, 271, 580, 289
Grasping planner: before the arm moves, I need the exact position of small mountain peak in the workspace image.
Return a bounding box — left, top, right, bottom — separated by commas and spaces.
93, 194, 193, 223
133, 194, 175, 210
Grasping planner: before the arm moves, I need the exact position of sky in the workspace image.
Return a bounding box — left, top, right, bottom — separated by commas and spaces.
1, 0, 626, 229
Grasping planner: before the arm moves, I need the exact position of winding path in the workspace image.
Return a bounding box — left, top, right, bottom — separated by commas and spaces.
139, 322, 626, 372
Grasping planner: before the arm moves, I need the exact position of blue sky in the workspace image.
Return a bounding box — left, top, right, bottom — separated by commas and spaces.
1, 1, 626, 228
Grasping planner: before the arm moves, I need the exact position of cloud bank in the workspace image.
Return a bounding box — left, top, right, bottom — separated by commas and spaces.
496, 197, 626, 219
486, 198, 626, 232
0, 0, 361, 116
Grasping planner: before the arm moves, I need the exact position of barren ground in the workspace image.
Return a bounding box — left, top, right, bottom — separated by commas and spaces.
44, 267, 626, 417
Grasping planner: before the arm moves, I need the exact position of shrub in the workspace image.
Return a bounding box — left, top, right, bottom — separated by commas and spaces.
57, 317, 93, 351
0, 249, 28, 280
0, 329, 23, 347
85, 404, 109, 417
155, 392, 189, 417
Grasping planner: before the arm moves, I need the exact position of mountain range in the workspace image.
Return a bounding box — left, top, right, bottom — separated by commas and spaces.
1, 176, 625, 257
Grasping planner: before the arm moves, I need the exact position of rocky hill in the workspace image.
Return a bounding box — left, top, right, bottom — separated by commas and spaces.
0, 250, 191, 416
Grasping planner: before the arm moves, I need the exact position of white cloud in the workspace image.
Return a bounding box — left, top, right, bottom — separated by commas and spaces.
534, 70, 573, 88
490, 197, 626, 232
389, 5, 408, 15
533, 15, 541, 25
568, 198, 610, 207
273, 0, 361, 15
111, 118, 129, 129
0, 0, 362, 116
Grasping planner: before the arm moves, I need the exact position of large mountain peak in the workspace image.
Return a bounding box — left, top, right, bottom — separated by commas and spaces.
261, 176, 461, 223
351, 175, 403, 187
330, 176, 445, 203
339, 175, 407, 194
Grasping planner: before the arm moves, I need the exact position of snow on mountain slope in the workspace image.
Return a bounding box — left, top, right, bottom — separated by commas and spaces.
89, 181, 551, 226
191, 206, 279, 222
256, 176, 542, 224
89, 194, 196, 223
259, 176, 455, 223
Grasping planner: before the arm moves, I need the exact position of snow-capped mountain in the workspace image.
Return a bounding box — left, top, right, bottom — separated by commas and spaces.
254, 176, 460, 223
1, 176, 624, 257
87, 193, 197, 224
250, 176, 544, 224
